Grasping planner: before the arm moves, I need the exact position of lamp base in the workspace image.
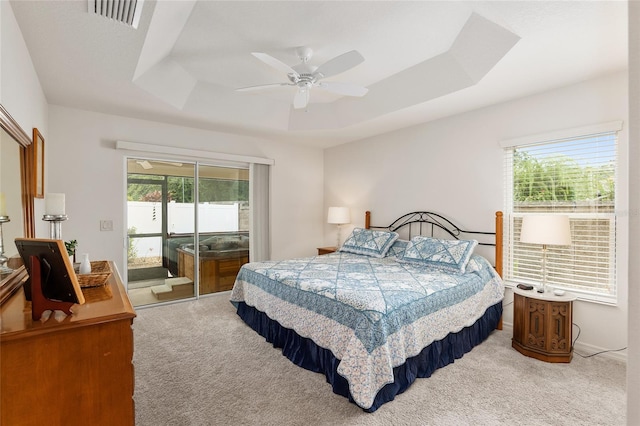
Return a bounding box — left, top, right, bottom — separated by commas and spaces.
43, 214, 68, 240
0, 251, 11, 274
0, 217, 11, 273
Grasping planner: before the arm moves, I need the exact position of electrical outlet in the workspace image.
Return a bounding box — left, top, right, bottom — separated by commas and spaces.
100, 219, 113, 231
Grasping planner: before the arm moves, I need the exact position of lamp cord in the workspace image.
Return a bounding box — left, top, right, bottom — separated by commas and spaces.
572, 323, 627, 358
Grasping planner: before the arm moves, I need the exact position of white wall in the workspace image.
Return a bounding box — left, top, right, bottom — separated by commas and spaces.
0, 1, 48, 130
324, 71, 629, 358
45, 105, 324, 276
0, 1, 48, 253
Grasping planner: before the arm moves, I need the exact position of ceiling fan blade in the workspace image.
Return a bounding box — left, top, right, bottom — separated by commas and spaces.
236, 82, 293, 92
156, 161, 183, 167
136, 160, 153, 170
293, 88, 310, 109
315, 50, 365, 79
251, 52, 299, 76
317, 81, 368, 97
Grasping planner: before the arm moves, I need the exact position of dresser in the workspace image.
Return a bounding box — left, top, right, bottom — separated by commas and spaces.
512, 286, 576, 363
0, 262, 136, 426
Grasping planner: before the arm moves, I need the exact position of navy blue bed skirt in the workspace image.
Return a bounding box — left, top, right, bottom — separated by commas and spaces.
234, 300, 503, 412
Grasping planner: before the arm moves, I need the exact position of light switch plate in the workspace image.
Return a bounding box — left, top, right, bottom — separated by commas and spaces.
100, 219, 113, 231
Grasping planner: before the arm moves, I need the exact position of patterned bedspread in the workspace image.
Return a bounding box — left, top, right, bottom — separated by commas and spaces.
229, 252, 504, 409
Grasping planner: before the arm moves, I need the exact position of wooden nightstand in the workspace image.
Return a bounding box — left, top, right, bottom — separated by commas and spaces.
317, 246, 338, 255
512, 287, 577, 363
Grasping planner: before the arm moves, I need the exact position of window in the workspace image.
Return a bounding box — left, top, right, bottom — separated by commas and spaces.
503, 122, 622, 303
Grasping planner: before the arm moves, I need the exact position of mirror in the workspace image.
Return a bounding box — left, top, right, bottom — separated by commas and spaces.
1, 129, 25, 258
0, 103, 34, 303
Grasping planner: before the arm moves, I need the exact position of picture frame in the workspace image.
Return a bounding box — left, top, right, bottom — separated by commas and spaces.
14, 238, 85, 305
33, 128, 44, 198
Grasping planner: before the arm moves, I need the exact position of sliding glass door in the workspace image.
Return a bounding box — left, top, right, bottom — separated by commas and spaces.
125, 158, 250, 306
126, 159, 196, 307
197, 164, 249, 295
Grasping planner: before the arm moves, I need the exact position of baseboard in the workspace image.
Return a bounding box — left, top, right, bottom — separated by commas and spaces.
498, 321, 627, 363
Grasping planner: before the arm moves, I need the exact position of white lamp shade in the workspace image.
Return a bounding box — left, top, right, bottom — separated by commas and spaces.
0, 193, 6, 216
520, 215, 571, 246
327, 207, 350, 225
45, 193, 66, 216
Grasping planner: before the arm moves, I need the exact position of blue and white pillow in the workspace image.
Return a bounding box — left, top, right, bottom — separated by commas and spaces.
385, 239, 409, 259
339, 228, 399, 258
401, 236, 478, 273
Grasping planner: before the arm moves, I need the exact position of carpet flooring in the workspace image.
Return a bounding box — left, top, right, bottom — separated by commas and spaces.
133, 292, 626, 425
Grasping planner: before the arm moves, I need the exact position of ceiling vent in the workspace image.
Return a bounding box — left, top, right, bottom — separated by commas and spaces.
88, 0, 144, 28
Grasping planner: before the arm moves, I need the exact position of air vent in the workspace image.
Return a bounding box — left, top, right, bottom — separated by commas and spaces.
88, 0, 144, 28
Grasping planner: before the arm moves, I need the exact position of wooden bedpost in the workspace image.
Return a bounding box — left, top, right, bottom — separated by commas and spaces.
495, 211, 504, 330
365, 211, 371, 229
495, 211, 503, 278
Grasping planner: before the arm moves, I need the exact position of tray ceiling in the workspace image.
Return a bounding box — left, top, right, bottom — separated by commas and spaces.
10, 0, 627, 148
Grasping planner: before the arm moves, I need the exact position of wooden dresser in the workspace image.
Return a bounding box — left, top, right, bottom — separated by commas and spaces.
0, 262, 136, 426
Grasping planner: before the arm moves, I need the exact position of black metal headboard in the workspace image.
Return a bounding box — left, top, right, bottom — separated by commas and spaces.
365, 211, 497, 248
365, 210, 505, 302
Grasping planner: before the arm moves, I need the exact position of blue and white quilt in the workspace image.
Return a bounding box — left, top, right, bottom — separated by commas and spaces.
230, 252, 504, 409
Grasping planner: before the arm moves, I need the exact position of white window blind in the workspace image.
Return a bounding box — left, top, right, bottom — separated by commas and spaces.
504, 129, 618, 302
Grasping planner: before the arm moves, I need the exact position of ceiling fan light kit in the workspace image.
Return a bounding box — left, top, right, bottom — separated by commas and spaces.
237, 46, 368, 110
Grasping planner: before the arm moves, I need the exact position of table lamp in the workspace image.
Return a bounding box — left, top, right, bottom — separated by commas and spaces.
520, 214, 572, 293
43, 193, 68, 239
327, 207, 350, 248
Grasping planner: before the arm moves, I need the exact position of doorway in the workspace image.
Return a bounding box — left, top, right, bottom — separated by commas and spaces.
125, 158, 250, 307
126, 159, 196, 306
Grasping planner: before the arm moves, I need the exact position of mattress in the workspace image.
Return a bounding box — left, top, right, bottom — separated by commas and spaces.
230, 251, 504, 410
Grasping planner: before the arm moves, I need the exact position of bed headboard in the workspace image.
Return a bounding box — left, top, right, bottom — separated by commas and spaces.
365, 211, 503, 277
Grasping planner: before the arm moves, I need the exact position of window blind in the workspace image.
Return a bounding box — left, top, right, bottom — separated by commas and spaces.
504, 130, 618, 302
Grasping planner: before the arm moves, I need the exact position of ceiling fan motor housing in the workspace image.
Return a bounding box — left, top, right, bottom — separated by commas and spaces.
288, 73, 317, 87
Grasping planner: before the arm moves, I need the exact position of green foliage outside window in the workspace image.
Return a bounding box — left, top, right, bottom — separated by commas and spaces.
197, 178, 248, 203
127, 226, 138, 263
127, 175, 247, 203
513, 151, 615, 204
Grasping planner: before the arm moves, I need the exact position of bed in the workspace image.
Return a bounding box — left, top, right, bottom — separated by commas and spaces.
229, 210, 504, 412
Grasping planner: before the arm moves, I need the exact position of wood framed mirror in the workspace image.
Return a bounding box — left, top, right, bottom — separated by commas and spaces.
0, 103, 35, 303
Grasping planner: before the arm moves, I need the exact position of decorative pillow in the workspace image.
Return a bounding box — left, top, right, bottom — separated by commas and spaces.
339, 228, 399, 258
401, 236, 478, 273
385, 239, 409, 259
465, 254, 494, 274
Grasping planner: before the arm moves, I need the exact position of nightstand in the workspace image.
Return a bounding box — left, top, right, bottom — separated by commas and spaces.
317, 246, 338, 255
512, 287, 577, 363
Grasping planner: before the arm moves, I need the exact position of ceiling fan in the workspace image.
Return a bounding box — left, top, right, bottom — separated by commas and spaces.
236, 46, 369, 110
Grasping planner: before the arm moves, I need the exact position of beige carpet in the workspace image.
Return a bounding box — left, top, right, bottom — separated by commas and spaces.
133, 292, 626, 425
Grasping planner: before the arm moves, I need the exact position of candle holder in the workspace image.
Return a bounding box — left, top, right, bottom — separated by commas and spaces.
0, 215, 11, 273
43, 214, 68, 240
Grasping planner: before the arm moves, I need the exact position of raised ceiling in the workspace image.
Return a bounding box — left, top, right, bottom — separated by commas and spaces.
10, 1, 627, 148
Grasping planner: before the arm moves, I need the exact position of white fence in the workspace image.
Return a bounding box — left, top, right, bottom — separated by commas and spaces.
127, 201, 239, 259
